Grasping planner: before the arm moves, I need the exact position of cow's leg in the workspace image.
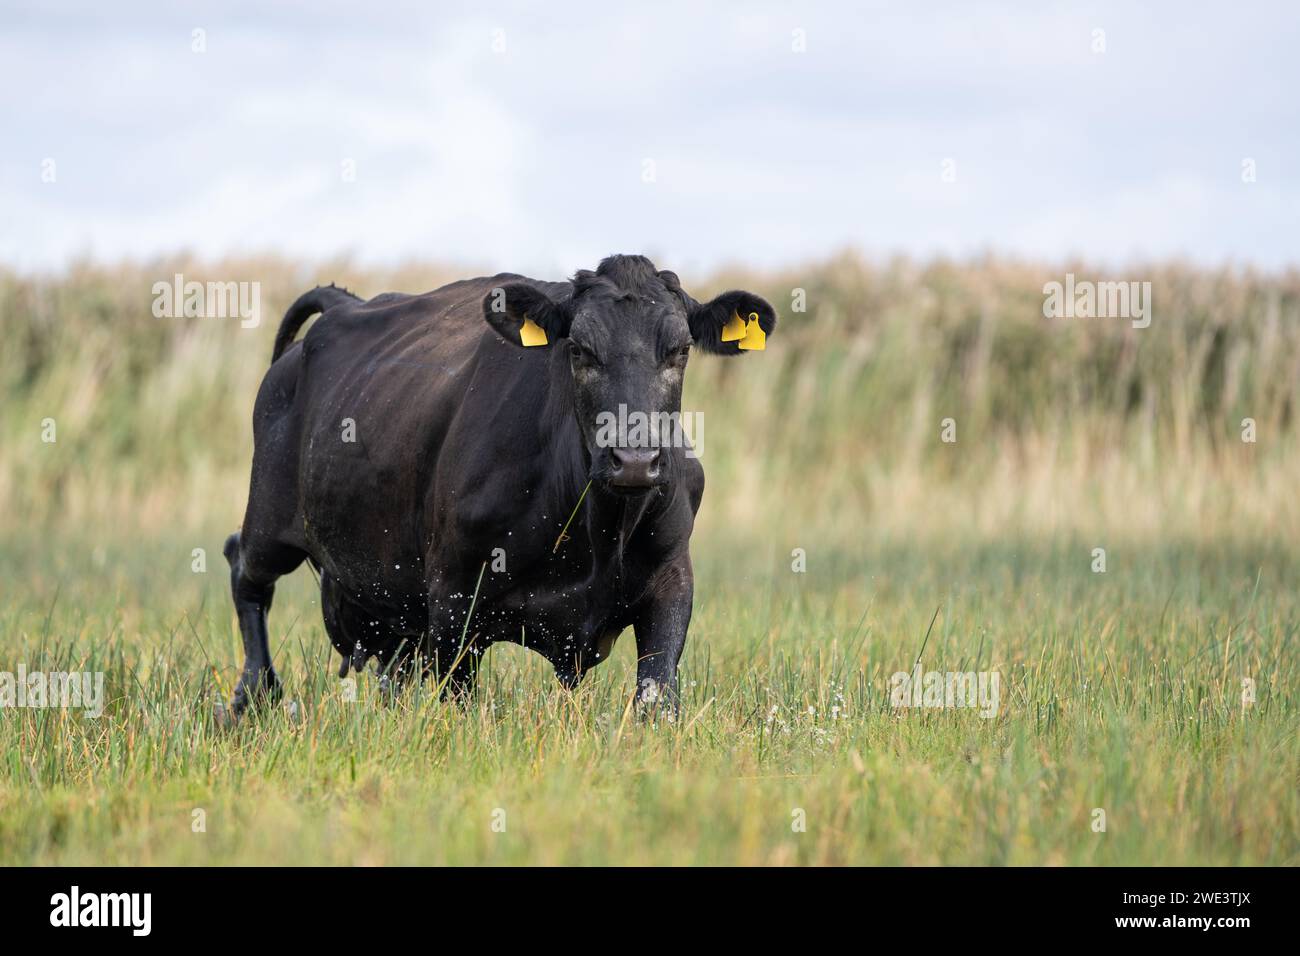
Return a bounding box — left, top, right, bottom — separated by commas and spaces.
553, 633, 609, 691
631, 555, 694, 717
424, 633, 483, 702
223, 531, 304, 717
320, 571, 359, 678
322, 571, 412, 688
375, 638, 424, 702
422, 571, 486, 703
553, 653, 585, 691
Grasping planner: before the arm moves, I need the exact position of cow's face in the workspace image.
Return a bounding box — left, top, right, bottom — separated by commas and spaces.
484, 255, 776, 494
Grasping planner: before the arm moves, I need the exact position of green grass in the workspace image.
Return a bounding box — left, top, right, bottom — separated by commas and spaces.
0, 529, 1293, 865
1, 254, 1297, 864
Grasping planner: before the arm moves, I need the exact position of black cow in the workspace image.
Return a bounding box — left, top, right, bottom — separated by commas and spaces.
223, 254, 776, 717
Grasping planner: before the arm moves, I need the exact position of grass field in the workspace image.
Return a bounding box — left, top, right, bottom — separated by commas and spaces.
1, 255, 1297, 865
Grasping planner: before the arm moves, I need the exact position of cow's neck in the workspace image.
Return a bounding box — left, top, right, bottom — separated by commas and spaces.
581, 485, 659, 583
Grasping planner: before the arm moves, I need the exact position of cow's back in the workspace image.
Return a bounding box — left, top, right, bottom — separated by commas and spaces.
271, 273, 569, 592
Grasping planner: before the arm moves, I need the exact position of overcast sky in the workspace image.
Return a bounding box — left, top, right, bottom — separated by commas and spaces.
2, 1, 1296, 276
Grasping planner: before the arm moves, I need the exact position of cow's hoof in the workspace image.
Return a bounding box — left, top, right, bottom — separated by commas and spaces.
635, 679, 679, 723
225, 672, 283, 723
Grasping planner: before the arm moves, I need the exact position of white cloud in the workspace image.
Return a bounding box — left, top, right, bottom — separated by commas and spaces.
1, 0, 1296, 275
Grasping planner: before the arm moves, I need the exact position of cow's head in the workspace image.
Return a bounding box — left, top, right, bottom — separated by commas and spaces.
483, 255, 776, 494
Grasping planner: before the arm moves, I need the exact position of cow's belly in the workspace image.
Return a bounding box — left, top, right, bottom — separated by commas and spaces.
473, 578, 633, 671
318, 565, 426, 637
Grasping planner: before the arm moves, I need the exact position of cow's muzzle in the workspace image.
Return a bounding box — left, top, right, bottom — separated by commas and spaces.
607, 447, 661, 490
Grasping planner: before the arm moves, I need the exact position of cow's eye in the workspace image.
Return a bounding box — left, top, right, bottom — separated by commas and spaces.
667, 344, 691, 367
569, 342, 599, 368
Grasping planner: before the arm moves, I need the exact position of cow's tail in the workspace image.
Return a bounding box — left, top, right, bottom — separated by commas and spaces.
271, 284, 362, 364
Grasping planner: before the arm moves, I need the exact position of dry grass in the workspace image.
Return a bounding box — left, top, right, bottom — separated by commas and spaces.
0, 253, 1296, 864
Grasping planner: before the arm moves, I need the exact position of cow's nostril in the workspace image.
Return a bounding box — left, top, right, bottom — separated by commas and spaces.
611, 447, 657, 466
609, 447, 661, 486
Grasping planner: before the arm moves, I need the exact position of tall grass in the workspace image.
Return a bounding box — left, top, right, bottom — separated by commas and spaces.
0, 253, 1296, 864
3, 254, 1298, 542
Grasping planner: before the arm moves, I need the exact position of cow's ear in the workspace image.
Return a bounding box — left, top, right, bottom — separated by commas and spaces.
687, 290, 777, 355
483, 282, 572, 347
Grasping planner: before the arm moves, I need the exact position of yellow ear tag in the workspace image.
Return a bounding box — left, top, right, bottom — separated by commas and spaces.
738, 312, 766, 351
720, 309, 746, 342
519, 314, 548, 347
